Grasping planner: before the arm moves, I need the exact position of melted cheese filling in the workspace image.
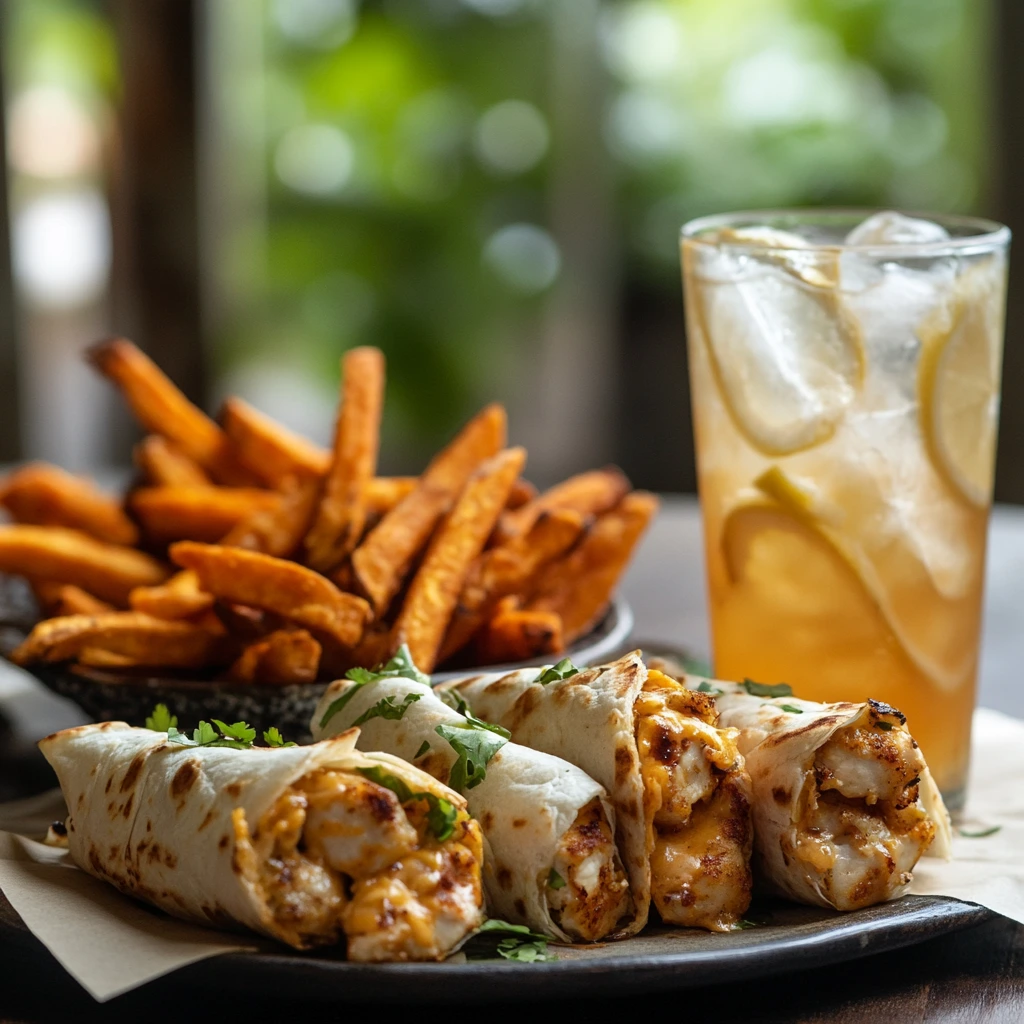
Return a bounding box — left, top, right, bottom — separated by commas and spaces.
546, 797, 632, 941
242, 768, 483, 960
789, 717, 936, 911
636, 670, 753, 932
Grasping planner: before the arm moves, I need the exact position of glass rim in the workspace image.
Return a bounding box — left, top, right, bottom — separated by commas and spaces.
681, 207, 1010, 259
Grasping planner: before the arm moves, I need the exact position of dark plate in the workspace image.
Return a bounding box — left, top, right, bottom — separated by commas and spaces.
0, 575, 632, 739
0, 888, 992, 1002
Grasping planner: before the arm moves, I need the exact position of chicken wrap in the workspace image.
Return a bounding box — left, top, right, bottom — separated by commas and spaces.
441, 651, 754, 933
39, 720, 484, 960
653, 664, 953, 911
310, 653, 634, 942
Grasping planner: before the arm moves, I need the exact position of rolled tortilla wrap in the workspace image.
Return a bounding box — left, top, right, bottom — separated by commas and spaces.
656, 667, 953, 911
442, 652, 754, 933
39, 722, 483, 960
310, 676, 633, 942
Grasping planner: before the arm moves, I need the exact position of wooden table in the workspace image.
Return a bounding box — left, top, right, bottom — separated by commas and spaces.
2, 495, 1023, 1022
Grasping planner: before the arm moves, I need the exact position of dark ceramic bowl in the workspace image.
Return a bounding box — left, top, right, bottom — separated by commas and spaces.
0, 574, 633, 741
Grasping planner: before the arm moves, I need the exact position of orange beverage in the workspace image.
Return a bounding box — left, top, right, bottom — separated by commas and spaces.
681, 210, 1009, 805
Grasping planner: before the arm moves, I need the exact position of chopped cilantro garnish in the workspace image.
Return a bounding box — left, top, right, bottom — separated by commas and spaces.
742, 678, 793, 698
351, 692, 422, 728
464, 920, 555, 962
959, 825, 1001, 838
548, 868, 566, 890
145, 704, 176, 732
435, 719, 510, 793
414, 740, 431, 758
778, 704, 804, 714
875, 721, 894, 731
535, 658, 580, 684
695, 681, 723, 696
263, 727, 296, 748
320, 644, 430, 729
150, 707, 292, 749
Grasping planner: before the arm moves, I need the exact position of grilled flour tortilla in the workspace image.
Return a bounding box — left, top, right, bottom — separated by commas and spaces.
311, 676, 633, 942
653, 666, 953, 911
442, 652, 754, 933
39, 722, 483, 960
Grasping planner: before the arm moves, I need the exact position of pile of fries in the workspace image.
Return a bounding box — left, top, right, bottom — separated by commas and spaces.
1, 340, 657, 685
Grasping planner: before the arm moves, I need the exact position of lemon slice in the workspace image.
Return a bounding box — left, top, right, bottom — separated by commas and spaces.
689, 243, 864, 456
918, 260, 1005, 508
732, 473, 980, 692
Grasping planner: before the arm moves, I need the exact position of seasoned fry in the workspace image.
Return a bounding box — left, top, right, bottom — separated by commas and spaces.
0, 463, 138, 546
351, 403, 507, 616
392, 447, 525, 672
220, 397, 330, 485
438, 508, 584, 663
227, 628, 321, 685
0, 525, 169, 605
31, 582, 114, 618
213, 601, 283, 639
507, 478, 538, 510
473, 606, 564, 665
129, 569, 214, 620
87, 338, 254, 485
495, 467, 631, 545
12, 612, 229, 668
220, 476, 319, 557
170, 541, 371, 648
133, 436, 211, 488
364, 476, 417, 516
304, 347, 386, 573
129, 486, 281, 544
527, 492, 658, 643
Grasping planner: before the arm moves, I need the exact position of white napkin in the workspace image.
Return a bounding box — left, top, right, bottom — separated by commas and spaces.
909, 707, 1024, 921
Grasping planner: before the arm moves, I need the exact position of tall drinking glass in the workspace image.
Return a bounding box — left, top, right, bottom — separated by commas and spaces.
680, 210, 1009, 806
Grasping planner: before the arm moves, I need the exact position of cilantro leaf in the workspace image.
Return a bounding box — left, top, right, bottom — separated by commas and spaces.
320, 644, 430, 729
165, 719, 255, 749
145, 704, 177, 732
742, 678, 793, 698
679, 653, 713, 678
351, 692, 422, 728
695, 681, 723, 696
732, 919, 759, 930
263, 727, 296, 748
464, 920, 555, 962
435, 721, 509, 792
548, 868, 566, 890
875, 721, 894, 731
357, 766, 458, 842
212, 719, 257, 744
535, 658, 580, 684
438, 687, 466, 713
778, 704, 804, 714
959, 825, 1001, 838
414, 740, 430, 758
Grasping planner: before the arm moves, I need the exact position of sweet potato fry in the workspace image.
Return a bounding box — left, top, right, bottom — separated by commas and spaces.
364, 477, 417, 516
129, 486, 281, 544
227, 628, 321, 685
220, 397, 330, 486
220, 476, 319, 557
133, 436, 211, 488
304, 347, 386, 573
506, 478, 537, 510
0, 463, 138, 546
87, 338, 255, 485
170, 541, 370, 647
11, 611, 230, 668
527, 492, 658, 643
31, 581, 115, 617
351, 403, 507, 616
438, 508, 583, 664
129, 569, 214, 620
392, 447, 525, 672
213, 601, 284, 639
494, 466, 631, 545
0, 525, 169, 605
473, 606, 563, 665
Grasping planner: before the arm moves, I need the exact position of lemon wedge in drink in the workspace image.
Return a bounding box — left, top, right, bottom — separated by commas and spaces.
722, 467, 982, 693
918, 259, 1005, 508
688, 229, 864, 456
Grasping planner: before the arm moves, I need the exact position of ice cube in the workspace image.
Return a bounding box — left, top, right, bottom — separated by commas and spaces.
845, 211, 949, 246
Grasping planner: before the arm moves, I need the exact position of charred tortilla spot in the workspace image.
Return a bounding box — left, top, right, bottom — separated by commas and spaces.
77, 793, 84, 808
511, 687, 539, 724
514, 898, 526, 917
225, 782, 243, 799
417, 752, 448, 781
614, 743, 634, 785
496, 865, 513, 890
481, 811, 495, 830
218, 835, 230, 850
104, 777, 112, 794
164, 851, 178, 869
512, 818, 527, 829
171, 760, 200, 800
198, 810, 215, 832
765, 715, 842, 745
772, 786, 791, 806
120, 753, 146, 793
122, 794, 134, 819
147, 843, 162, 864
88, 845, 104, 875
146, 820, 152, 833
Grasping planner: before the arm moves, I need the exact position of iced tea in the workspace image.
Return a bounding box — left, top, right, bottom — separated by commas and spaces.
681, 210, 1009, 804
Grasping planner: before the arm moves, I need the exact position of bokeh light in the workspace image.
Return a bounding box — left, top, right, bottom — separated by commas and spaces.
274, 123, 355, 197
